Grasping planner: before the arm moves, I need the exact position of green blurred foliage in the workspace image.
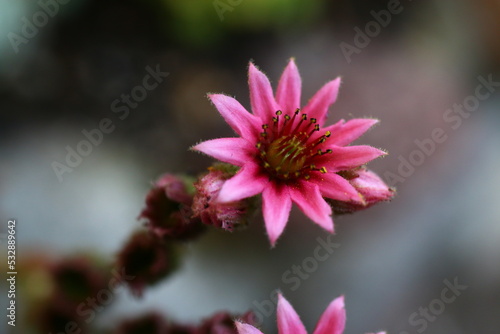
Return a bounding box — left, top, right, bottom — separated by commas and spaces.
160, 0, 324, 47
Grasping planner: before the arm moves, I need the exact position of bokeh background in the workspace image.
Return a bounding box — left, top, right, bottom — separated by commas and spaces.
1, 0, 500, 333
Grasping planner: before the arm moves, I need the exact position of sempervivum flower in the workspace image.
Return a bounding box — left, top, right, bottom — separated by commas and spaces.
193, 59, 390, 245
235, 294, 385, 334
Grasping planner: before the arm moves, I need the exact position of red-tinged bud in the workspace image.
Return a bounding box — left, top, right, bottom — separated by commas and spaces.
37, 300, 86, 334
330, 168, 395, 214
140, 173, 206, 241
50, 256, 108, 307
115, 230, 180, 296
352, 168, 395, 204
192, 165, 249, 232
196, 311, 256, 334
113, 312, 168, 334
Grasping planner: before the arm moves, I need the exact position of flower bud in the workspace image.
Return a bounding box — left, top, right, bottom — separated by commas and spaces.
49, 256, 108, 306
140, 173, 205, 241
330, 168, 395, 214
192, 165, 248, 232
196, 311, 256, 334
115, 230, 180, 296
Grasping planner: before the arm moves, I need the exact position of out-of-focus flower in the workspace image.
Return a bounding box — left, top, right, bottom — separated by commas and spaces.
113, 312, 168, 334
140, 173, 205, 241
193, 59, 388, 245
192, 164, 249, 231
235, 294, 385, 334
329, 167, 395, 214
115, 230, 179, 296
197, 311, 256, 334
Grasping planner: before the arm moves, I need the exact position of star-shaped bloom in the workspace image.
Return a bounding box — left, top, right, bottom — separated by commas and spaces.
193, 59, 391, 245
235, 294, 385, 334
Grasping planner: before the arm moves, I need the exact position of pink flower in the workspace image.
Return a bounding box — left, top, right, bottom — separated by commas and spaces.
235, 294, 385, 334
193, 59, 388, 245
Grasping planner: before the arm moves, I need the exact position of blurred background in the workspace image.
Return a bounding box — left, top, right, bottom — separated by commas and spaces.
1, 0, 500, 333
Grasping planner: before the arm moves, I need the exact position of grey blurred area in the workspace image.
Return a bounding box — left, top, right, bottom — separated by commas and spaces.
1, 0, 500, 333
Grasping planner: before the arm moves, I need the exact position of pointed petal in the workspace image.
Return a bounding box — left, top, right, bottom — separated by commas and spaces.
276, 59, 301, 115
277, 294, 307, 334
208, 94, 261, 141
289, 182, 333, 233
262, 183, 292, 246
313, 296, 346, 334
319, 145, 387, 172
328, 118, 379, 146
192, 138, 255, 166
217, 163, 268, 203
302, 77, 341, 125
313, 172, 363, 203
249, 62, 280, 121
235, 322, 265, 334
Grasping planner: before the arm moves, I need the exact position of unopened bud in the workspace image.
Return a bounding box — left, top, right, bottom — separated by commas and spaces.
115, 230, 180, 296
140, 173, 205, 241
192, 165, 249, 232
196, 311, 256, 334
50, 256, 108, 306
330, 168, 395, 214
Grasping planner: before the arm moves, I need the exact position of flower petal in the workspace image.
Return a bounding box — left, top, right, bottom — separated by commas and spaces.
302, 77, 341, 125
276, 59, 301, 115
217, 163, 268, 203
319, 145, 387, 172
208, 94, 261, 141
313, 172, 363, 203
192, 138, 255, 167
312, 296, 345, 334
328, 118, 379, 146
262, 183, 292, 246
249, 62, 280, 121
289, 182, 333, 233
235, 321, 265, 334
277, 294, 307, 334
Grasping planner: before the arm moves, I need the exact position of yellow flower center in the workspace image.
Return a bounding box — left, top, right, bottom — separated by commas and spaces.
265, 135, 307, 177
257, 109, 332, 181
